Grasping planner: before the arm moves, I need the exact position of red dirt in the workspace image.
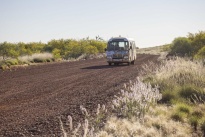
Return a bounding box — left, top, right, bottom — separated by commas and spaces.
0, 54, 159, 137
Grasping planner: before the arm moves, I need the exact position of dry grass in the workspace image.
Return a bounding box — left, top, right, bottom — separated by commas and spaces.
0, 56, 3, 61
112, 77, 161, 120
137, 46, 166, 55
154, 58, 205, 87
0, 53, 54, 70
96, 105, 191, 137
18, 52, 53, 62
137, 46, 168, 61
142, 57, 205, 136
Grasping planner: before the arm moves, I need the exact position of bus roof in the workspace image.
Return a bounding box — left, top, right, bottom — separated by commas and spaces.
108, 37, 135, 42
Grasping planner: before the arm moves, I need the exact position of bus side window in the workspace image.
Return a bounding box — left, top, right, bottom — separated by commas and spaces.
130, 42, 132, 49
133, 42, 136, 48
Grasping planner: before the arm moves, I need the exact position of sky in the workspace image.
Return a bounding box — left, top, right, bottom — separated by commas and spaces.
0, 0, 205, 48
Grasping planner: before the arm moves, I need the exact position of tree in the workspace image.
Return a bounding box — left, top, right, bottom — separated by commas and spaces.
85, 45, 98, 55
90, 40, 106, 53
17, 42, 27, 56
188, 31, 205, 55
0, 42, 19, 59
169, 37, 192, 57
52, 48, 61, 59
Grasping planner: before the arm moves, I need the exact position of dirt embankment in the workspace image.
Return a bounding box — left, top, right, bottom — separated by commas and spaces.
0, 54, 159, 137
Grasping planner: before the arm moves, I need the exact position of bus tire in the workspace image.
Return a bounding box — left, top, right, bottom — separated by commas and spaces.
131, 60, 135, 65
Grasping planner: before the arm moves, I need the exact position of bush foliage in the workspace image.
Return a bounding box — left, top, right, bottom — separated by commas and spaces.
0, 38, 106, 69
142, 56, 205, 136
0, 38, 106, 60
168, 31, 205, 58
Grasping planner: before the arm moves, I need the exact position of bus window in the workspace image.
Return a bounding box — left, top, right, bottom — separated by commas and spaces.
108, 41, 129, 51
130, 42, 132, 49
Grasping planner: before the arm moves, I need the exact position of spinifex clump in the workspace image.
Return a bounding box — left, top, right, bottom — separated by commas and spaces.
112, 77, 162, 121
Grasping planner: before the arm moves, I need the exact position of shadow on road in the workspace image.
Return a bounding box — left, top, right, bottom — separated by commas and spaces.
81, 64, 127, 69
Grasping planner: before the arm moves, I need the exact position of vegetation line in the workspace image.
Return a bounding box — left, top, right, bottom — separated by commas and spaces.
0, 38, 106, 70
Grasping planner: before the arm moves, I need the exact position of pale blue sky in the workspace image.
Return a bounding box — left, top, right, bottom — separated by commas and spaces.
0, 0, 205, 47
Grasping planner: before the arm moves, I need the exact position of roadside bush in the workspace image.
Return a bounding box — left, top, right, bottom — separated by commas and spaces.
0, 59, 20, 70
160, 89, 178, 104
176, 103, 192, 114
0, 42, 19, 59
188, 31, 205, 55
168, 31, 205, 58
194, 46, 205, 59
161, 44, 171, 52
5, 59, 19, 66
169, 37, 192, 57
141, 53, 205, 135
52, 48, 61, 59
153, 58, 205, 88
179, 85, 205, 103
192, 110, 204, 119
85, 45, 98, 55
0, 38, 106, 61
171, 103, 191, 123
112, 77, 162, 120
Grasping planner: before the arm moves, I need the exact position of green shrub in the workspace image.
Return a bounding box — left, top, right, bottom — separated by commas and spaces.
52, 48, 61, 59
194, 46, 205, 59
169, 37, 192, 57
171, 111, 186, 122
191, 110, 204, 119
188, 31, 205, 55
17, 59, 29, 65
160, 90, 178, 104
176, 103, 192, 114
179, 85, 205, 103
161, 44, 171, 52
5, 59, 19, 66
85, 45, 98, 55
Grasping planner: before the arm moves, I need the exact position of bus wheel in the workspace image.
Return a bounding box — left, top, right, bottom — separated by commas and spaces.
108, 63, 112, 66
127, 62, 130, 66
131, 60, 135, 65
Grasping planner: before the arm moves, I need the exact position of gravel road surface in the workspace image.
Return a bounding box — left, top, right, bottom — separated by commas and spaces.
0, 54, 159, 137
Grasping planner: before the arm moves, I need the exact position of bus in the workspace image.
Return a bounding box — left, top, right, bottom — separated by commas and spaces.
105, 37, 137, 66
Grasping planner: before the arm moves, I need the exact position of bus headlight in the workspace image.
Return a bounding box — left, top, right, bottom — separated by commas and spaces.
107, 56, 112, 60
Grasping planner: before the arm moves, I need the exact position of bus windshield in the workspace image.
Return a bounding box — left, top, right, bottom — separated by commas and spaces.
107, 41, 129, 51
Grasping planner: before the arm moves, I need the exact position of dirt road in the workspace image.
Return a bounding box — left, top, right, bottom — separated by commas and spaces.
0, 54, 159, 137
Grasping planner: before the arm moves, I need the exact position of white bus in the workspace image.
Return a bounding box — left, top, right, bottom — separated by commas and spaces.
105, 37, 137, 66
